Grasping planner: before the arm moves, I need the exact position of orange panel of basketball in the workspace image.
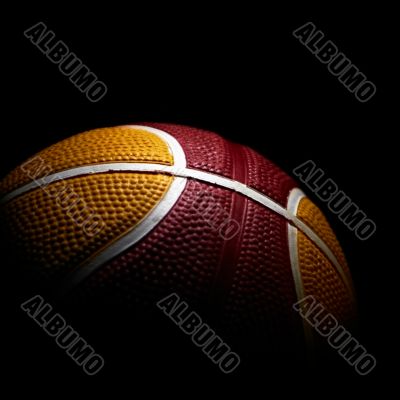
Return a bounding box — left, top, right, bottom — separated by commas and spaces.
0, 123, 356, 354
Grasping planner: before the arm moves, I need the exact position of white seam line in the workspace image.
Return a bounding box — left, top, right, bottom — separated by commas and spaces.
0, 124, 351, 296
1, 161, 352, 296
57, 125, 188, 293
287, 188, 314, 347
287, 188, 352, 296
58, 177, 187, 295
1, 164, 289, 218
125, 125, 187, 169
287, 188, 306, 302
293, 218, 353, 295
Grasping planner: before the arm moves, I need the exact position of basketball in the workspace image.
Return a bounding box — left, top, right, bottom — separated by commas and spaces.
0, 123, 356, 357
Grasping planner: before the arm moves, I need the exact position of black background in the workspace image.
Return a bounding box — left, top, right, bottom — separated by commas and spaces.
3, 5, 395, 396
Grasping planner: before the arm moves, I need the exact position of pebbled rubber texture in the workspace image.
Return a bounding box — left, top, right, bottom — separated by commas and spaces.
67, 180, 227, 309
297, 197, 349, 278
1, 127, 173, 195
143, 122, 297, 205
1, 172, 173, 279
1, 123, 356, 355
297, 231, 355, 323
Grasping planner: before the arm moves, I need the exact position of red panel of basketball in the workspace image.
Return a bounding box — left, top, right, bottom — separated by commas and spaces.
144, 122, 298, 205
0, 123, 356, 357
